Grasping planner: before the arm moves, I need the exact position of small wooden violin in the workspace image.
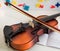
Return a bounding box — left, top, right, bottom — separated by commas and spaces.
4, 2, 60, 51
4, 15, 58, 51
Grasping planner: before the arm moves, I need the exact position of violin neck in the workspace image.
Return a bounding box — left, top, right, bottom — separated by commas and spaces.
40, 13, 60, 22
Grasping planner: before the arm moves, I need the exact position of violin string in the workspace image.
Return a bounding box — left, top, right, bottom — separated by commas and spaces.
6, 2, 60, 33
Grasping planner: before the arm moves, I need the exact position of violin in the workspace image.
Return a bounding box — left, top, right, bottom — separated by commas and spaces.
4, 15, 58, 51
4, 2, 60, 51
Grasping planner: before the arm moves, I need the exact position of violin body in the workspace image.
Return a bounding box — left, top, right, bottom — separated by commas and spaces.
4, 23, 38, 50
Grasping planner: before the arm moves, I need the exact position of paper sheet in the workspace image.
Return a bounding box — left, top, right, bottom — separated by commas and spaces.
37, 34, 48, 45
47, 32, 60, 48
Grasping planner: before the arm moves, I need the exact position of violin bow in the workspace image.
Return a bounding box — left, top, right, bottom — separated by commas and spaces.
5, 2, 60, 33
